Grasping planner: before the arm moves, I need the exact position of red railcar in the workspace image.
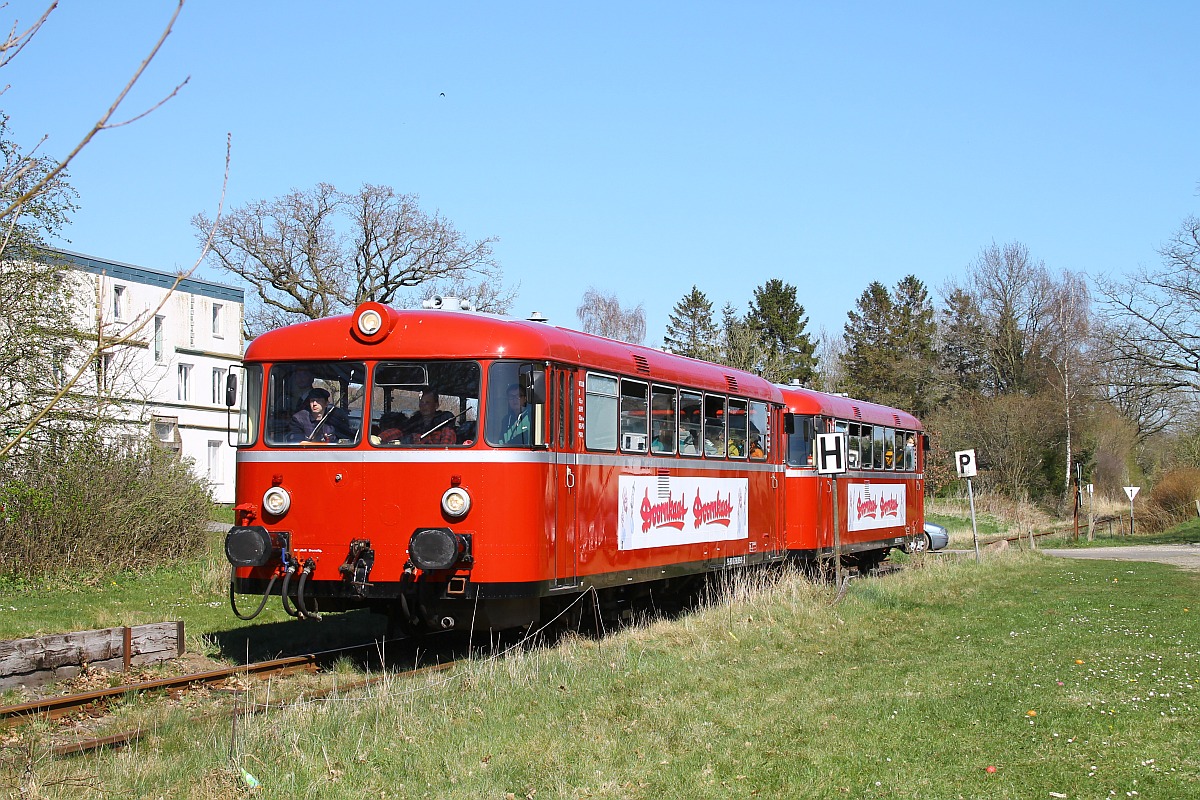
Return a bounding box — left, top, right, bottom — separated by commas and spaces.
777, 385, 924, 571
224, 301, 923, 632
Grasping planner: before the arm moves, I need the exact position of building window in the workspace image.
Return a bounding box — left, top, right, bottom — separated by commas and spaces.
207, 440, 223, 482
112, 285, 125, 321
212, 367, 227, 404
151, 415, 182, 456
177, 363, 191, 402
154, 315, 165, 363
212, 303, 223, 338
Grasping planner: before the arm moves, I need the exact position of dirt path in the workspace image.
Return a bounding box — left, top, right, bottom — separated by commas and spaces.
1040, 544, 1200, 571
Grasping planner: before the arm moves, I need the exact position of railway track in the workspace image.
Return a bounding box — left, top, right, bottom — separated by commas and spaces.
1, 638, 458, 757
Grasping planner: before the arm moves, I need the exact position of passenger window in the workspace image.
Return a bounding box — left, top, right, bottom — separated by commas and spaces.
903, 431, 917, 471
651, 385, 677, 455
847, 423, 861, 469
703, 394, 725, 458
726, 398, 748, 459
678, 391, 702, 456
786, 415, 814, 467
620, 378, 649, 453
584, 373, 618, 451
860, 425, 873, 470
873, 425, 886, 469
747, 401, 767, 460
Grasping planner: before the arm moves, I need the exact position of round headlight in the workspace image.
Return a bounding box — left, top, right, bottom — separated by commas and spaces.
262, 486, 291, 516
357, 308, 383, 336
441, 486, 471, 518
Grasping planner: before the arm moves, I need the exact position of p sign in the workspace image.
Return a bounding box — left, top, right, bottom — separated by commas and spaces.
955, 449, 978, 478
815, 432, 847, 475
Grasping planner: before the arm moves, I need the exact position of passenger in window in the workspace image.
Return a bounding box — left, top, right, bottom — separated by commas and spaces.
403, 389, 458, 445
652, 420, 675, 453
289, 388, 354, 443
727, 433, 743, 457
375, 411, 409, 445
904, 435, 916, 470
747, 431, 765, 459
499, 383, 531, 445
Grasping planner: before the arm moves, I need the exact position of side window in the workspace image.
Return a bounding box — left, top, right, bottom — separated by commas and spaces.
726, 397, 748, 459
620, 378, 649, 453
584, 373, 618, 451
873, 425, 886, 469
884, 428, 896, 469
847, 423, 861, 469
651, 385, 677, 455
860, 424, 873, 470
903, 431, 917, 471
786, 415, 814, 467
678, 391, 702, 456
703, 394, 725, 458
747, 401, 767, 460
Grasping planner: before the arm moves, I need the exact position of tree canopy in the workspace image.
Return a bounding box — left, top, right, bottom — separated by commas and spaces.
195, 183, 514, 337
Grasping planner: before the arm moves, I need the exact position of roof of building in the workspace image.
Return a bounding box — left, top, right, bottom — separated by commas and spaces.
45, 247, 244, 304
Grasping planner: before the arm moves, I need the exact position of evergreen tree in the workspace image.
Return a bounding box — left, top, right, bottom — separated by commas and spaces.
890, 275, 938, 416
663, 286, 719, 360
717, 302, 765, 372
937, 287, 990, 397
747, 279, 817, 385
839, 281, 895, 404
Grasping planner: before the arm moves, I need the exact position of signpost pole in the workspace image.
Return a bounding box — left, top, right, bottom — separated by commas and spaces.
816, 431, 848, 590
1123, 486, 1140, 537
831, 476, 842, 588
954, 449, 980, 564
967, 478, 980, 564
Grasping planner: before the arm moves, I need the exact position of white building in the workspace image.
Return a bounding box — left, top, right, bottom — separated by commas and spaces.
54, 248, 245, 503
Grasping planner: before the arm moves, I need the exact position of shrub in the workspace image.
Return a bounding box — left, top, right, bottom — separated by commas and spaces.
0, 431, 212, 579
1142, 467, 1200, 533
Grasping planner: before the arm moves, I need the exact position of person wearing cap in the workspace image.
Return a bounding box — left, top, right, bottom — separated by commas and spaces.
289, 387, 355, 443
402, 389, 457, 445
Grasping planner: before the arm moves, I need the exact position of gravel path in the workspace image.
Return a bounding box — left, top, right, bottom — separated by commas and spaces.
1040, 544, 1200, 571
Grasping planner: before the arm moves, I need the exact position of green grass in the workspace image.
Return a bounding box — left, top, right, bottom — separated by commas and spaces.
0, 529, 383, 665
3, 551, 1197, 798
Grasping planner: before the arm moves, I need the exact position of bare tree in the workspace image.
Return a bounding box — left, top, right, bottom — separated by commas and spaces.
0, 1, 212, 457
1042, 271, 1093, 491
0, 2, 189, 225
196, 183, 511, 337
575, 287, 646, 344
1096, 214, 1200, 399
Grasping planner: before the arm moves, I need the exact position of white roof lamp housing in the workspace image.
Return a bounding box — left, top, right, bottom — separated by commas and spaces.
422, 295, 475, 312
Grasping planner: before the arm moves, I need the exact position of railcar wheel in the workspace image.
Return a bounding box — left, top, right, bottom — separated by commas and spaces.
909, 533, 930, 554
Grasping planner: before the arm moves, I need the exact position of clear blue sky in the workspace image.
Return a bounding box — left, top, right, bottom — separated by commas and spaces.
7, 1, 1199, 347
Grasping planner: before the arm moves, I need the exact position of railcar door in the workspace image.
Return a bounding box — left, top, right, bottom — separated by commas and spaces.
551, 366, 579, 588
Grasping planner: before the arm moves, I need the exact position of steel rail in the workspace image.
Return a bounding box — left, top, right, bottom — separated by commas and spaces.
1, 651, 324, 728
50, 660, 456, 757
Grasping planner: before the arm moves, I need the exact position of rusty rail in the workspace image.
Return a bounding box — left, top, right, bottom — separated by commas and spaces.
1, 652, 323, 728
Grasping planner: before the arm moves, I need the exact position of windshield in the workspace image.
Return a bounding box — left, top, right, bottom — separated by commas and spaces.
266, 362, 366, 446
370, 361, 480, 446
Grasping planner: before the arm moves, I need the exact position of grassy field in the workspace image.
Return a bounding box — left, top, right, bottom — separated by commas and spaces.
3, 546, 1197, 798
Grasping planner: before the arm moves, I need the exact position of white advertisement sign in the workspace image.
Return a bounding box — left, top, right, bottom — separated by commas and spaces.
618, 475, 749, 550
846, 482, 907, 532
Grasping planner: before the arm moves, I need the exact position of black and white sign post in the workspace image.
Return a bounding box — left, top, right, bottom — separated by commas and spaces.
955, 449, 980, 564
816, 432, 848, 587
1124, 486, 1140, 536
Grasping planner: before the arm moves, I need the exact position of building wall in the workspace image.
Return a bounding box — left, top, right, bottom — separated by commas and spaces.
53, 248, 245, 503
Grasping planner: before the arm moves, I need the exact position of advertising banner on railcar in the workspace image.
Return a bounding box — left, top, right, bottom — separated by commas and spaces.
846, 482, 907, 532
618, 476, 749, 550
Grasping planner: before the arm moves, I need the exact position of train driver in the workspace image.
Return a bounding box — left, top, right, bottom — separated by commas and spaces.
289, 388, 355, 443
